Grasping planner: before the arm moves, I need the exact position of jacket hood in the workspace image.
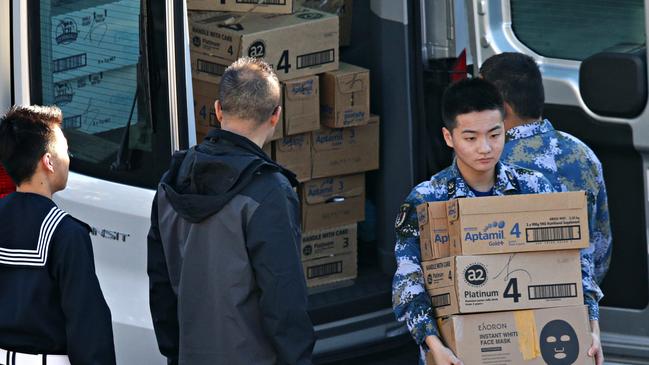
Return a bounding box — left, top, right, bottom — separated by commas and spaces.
159, 129, 297, 223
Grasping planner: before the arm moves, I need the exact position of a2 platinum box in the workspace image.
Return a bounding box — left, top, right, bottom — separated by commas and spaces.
418, 191, 595, 365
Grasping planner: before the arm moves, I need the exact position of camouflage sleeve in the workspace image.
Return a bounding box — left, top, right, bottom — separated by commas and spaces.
392, 193, 439, 345
581, 249, 603, 320
591, 164, 612, 284
536, 173, 555, 193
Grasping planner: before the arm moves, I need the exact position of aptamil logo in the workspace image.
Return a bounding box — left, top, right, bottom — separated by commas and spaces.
465, 220, 506, 242
435, 234, 449, 244
55, 18, 78, 45
291, 79, 314, 96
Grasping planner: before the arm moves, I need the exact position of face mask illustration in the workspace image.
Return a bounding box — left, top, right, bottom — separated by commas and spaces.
539, 319, 580, 365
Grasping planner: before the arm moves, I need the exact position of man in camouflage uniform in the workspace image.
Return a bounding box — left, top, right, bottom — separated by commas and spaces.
481, 52, 608, 365
392, 78, 555, 365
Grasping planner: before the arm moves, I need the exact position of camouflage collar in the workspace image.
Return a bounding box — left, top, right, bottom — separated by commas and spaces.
445, 161, 519, 199
505, 119, 554, 142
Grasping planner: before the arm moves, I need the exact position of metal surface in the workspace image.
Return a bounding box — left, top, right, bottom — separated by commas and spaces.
166, 0, 180, 153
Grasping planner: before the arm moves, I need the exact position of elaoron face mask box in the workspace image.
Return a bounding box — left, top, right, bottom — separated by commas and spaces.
446, 191, 589, 256
422, 250, 583, 317
428, 305, 594, 365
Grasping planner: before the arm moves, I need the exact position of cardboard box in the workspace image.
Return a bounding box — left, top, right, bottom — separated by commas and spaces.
446, 191, 590, 256
301, 0, 353, 46
422, 250, 583, 318
430, 306, 594, 365
300, 174, 365, 231
51, 0, 139, 83
273, 133, 311, 182
192, 79, 220, 139
301, 223, 356, 260
417, 201, 449, 261
188, 8, 339, 81
320, 62, 370, 128
303, 249, 357, 287
283, 75, 320, 135
191, 52, 227, 85
188, 0, 295, 14
311, 114, 379, 179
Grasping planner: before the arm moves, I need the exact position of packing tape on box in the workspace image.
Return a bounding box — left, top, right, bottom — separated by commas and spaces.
514, 310, 541, 360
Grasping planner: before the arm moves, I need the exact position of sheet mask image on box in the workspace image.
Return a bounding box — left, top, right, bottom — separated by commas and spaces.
188, 0, 295, 14
188, 8, 338, 81
311, 114, 379, 179
283, 75, 320, 135
301, 224, 356, 260
303, 249, 357, 287
50, 0, 140, 83
446, 191, 590, 256
300, 174, 365, 231
422, 250, 583, 317
273, 133, 311, 182
320, 62, 370, 128
431, 305, 594, 365
417, 201, 449, 261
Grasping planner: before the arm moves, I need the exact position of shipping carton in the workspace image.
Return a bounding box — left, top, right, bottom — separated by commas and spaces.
188, 8, 338, 81
300, 174, 365, 231
320, 62, 370, 127
430, 306, 594, 365
422, 250, 583, 317
446, 191, 589, 256
303, 249, 357, 287
283, 75, 320, 135
311, 114, 379, 179
188, 0, 295, 14
51, 0, 139, 82
301, 0, 353, 46
417, 201, 449, 261
192, 79, 220, 139
301, 224, 356, 260
191, 52, 227, 84
273, 133, 311, 182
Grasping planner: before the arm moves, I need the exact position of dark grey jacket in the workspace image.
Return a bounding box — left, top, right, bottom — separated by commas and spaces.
147, 129, 314, 365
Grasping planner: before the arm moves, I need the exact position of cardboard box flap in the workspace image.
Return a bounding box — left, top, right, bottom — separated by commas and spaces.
446, 199, 459, 222
335, 71, 367, 94
277, 134, 310, 152
417, 204, 429, 227
285, 77, 318, 101
303, 174, 364, 204
456, 191, 587, 215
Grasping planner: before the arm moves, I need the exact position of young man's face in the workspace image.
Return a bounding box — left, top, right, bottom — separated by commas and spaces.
442, 109, 504, 176
49, 125, 70, 192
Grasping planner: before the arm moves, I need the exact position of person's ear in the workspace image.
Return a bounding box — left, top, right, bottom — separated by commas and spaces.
42, 153, 55, 173
269, 105, 281, 128
215, 100, 223, 122
442, 127, 454, 148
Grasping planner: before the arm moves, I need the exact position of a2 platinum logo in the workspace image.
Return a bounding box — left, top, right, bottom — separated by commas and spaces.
463, 263, 487, 286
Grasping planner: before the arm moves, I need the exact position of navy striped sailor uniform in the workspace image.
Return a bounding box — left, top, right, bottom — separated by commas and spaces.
0, 192, 115, 365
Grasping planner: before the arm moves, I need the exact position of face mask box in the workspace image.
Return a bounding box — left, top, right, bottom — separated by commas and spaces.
428, 305, 594, 365
422, 250, 583, 317
446, 191, 589, 256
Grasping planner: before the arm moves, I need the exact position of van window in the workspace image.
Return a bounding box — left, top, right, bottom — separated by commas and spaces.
510, 0, 645, 61
31, 0, 169, 188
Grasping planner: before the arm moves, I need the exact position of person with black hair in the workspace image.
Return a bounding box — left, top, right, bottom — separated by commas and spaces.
481, 51, 607, 365
392, 78, 555, 365
147, 57, 314, 365
0, 105, 115, 365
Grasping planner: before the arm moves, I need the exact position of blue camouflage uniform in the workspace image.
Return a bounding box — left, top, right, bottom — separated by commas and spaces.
501, 119, 608, 321
392, 161, 554, 364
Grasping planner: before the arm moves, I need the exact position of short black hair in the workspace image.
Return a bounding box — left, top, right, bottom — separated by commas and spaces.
441, 78, 504, 130
0, 105, 63, 185
480, 52, 544, 120
219, 57, 280, 125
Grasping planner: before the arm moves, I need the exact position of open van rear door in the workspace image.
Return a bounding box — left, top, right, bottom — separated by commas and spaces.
465, 0, 649, 361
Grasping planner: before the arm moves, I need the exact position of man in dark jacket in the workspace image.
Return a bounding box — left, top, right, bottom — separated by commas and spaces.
147, 57, 315, 365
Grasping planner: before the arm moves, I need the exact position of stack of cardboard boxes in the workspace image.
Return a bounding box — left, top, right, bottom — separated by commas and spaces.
187, 0, 376, 289
418, 192, 595, 364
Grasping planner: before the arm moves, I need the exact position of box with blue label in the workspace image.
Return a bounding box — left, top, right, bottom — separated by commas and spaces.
417, 201, 450, 261
283, 75, 320, 136
320, 62, 370, 128
422, 250, 583, 317
300, 173, 365, 231
50, 0, 140, 83
446, 191, 589, 256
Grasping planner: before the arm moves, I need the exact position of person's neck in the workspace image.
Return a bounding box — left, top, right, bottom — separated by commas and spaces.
16, 174, 54, 199
456, 159, 495, 192
221, 119, 268, 148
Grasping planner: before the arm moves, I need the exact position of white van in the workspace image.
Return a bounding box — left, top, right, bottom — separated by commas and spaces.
1, 0, 647, 363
